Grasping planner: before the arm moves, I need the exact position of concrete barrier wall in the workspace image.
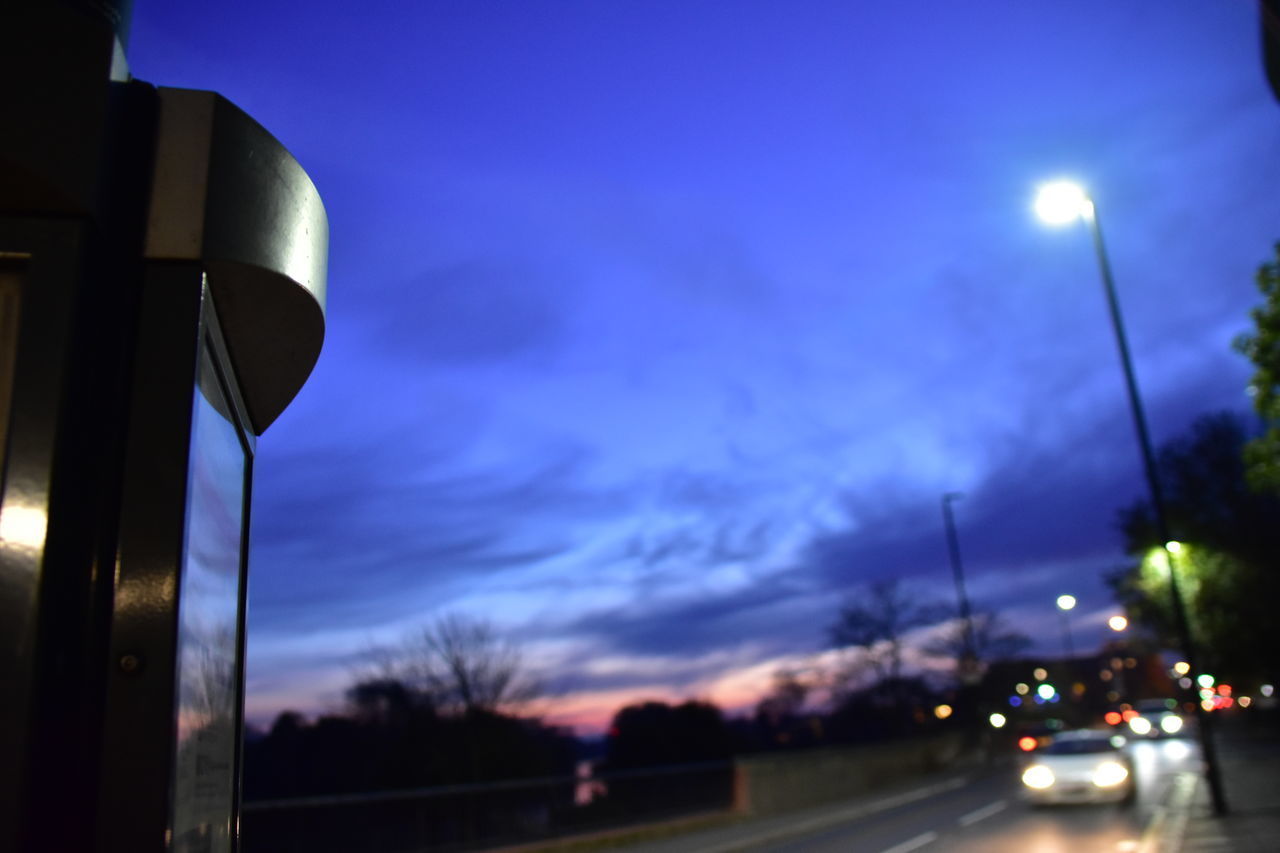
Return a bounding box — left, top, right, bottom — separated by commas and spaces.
733, 734, 964, 817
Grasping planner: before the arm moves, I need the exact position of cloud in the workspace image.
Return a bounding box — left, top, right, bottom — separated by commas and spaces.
358, 260, 574, 367
552, 570, 822, 662
248, 435, 630, 634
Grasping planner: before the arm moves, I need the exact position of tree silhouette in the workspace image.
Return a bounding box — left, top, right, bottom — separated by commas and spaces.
1109, 411, 1280, 680
242, 615, 573, 801
605, 701, 732, 770
754, 667, 811, 724
828, 579, 945, 690
923, 607, 1030, 684
1234, 241, 1280, 492
750, 666, 828, 750
370, 613, 541, 717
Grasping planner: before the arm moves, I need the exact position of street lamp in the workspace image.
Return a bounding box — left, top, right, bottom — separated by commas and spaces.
1034, 180, 1227, 815
941, 492, 979, 682
1055, 594, 1077, 660
1107, 613, 1130, 704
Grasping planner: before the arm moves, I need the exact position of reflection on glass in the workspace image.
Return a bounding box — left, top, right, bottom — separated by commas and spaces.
171, 341, 248, 853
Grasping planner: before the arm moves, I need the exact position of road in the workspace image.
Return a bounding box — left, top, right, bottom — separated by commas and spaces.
763, 738, 1200, 853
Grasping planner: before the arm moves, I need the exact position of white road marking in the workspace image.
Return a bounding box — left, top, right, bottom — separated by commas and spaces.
1137, 807, 1168, 853
878, 830, 938, 853
697, 776, 967, 853
957, 799, 1008, 827
1137, 771, 1199, 853
1159, 772, 1198, 853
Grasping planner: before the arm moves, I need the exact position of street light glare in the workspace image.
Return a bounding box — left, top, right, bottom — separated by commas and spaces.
1056, 594, 1077, 611
1108, 615, 1128, 632
1165, 540, 1183, 554
1034, 180, 1092, 225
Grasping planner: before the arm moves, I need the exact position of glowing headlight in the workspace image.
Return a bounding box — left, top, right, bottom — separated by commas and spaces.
1092, 761, 1129, 788
1128, 716, 1152, 735
1022, 765, 1055, 790
1160, 714, 1183, 734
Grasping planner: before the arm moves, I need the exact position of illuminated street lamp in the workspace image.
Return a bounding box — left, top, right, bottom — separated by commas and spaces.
1107, 614, 1130, 704
1055, 594, 1077, 660
1033, 180, 1092, 225
1034, 180, 1227, 815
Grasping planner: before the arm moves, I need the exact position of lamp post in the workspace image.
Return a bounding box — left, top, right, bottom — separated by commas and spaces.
1034, 180, 1227, 815
1108, 613, 1129, 704
1055, 594, 1077, 661
1055, 594, 1078, 704
941, 492, 979, 682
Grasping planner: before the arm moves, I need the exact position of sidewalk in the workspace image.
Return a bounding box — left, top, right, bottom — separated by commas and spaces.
1169, 718, 1280, 852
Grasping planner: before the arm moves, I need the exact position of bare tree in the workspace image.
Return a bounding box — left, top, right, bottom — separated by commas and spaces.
924, 607, 1032, 683
828, 579, 945, 690
365, 613, 541, 717
755, 666, 812, 723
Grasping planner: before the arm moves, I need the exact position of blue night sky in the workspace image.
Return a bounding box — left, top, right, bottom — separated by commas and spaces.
129, 2, 1280, 731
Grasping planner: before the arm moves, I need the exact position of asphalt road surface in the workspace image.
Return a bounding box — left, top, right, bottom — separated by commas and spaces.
759, 738, 1200, 853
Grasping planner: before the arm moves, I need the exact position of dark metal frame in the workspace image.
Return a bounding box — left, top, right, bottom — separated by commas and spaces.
97, 265, 255, 851
0, 220, 95, 849
4, 12, 325, 849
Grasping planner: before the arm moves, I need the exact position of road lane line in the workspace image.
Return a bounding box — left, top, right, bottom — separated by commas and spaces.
696, 776, 967, 853
1136, 771, 1198, 853
957, 799, 1007, 827
1136, 807, 1167, 853
878, 830, 938, 853
1159, 772, 1198, 853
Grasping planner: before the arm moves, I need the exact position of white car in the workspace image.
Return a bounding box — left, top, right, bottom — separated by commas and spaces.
1021, 729, 1135, 806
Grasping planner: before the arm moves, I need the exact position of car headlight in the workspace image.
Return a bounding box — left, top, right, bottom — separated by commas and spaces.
1128, 716, 1152, 735
1160, 714, 1183, 734
1022, 764, 1055, 790
1092, 761, 1129, 788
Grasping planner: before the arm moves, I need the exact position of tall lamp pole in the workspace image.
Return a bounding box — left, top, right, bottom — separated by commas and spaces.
1055, 594, 1077, 661
1108, 615, 1130, 704
1034, 180, 1227, 815
941, 492, 978, 682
